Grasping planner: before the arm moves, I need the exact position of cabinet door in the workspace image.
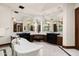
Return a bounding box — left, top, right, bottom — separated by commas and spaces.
57, 37, 62, 46
47, 33, 57, 44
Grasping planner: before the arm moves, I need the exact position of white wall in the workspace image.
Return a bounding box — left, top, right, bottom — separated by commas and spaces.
63, 4, 75, 46
0, 5, 13, 36
74, 3, 79, 9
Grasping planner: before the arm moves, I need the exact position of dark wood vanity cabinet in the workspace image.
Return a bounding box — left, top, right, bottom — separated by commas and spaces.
30, 35, 47, 42
30, 33, 63, 46
57, 36, 62, 46
47, 33, 60, 44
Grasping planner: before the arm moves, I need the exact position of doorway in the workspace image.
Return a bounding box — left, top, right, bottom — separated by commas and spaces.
13, 22, 23, 32
75, 7, 79, 49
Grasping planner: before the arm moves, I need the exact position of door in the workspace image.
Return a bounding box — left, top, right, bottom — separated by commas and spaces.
75, 7, 79, 49
53, 24, 57, 32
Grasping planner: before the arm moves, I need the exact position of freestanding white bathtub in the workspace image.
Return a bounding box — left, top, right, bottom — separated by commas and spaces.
11, 38, 43, 56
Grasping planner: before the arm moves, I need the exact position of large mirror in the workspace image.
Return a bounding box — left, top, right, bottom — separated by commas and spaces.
14, 17, 63, 32
23, 18, 35, 32
42, 20, 51, 32
21, 16, 63, 33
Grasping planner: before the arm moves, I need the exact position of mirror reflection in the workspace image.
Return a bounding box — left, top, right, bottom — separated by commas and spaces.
13, 16, 63, 33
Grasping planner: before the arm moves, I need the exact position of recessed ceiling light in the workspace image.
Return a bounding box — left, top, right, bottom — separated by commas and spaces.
14, 11, 19, 13
19, 5, 24, 9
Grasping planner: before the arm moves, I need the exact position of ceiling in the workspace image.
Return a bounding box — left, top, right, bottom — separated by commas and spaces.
1, 3, 64, 16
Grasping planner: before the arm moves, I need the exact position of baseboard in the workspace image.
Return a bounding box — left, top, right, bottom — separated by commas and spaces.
62, 46, 75, 48
0, 43, 11, 47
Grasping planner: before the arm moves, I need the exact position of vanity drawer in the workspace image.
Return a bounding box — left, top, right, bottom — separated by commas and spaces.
31, 35, 46, 41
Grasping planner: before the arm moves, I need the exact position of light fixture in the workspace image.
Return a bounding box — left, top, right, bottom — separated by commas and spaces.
19, 5, 24, 9
12, 17, 16, 22
14, 11, 19, 14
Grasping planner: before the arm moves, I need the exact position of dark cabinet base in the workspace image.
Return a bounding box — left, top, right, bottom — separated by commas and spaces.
47, 33, 60, 44
30, 34, 63, 46
57, 37, 62, 46
30, 35, 47, 42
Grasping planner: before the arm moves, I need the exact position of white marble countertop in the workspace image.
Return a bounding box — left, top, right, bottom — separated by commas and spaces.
13, 32, 63, 36
58, 35, 63, 37
30, 32, 62, 35
30, 32, 46, 35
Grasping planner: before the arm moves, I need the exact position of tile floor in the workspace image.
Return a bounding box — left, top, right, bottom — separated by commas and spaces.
0, 45, 12, 56
0, 42, 79, 56
61, 47, 79, 56
34, 42, 68, 56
